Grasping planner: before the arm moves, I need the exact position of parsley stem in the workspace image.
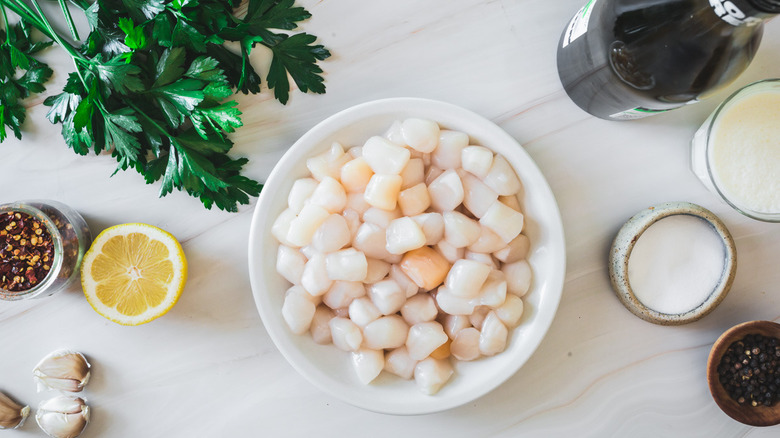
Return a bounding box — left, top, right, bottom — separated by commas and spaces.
1, 4, 10, 44
125, 100, 191, 168
4, 0, 88, 87
68, 0, 91, 11
57, 0, 79, 41
238, 44, 249, 91
126, 101, 171, 137
1, 0, 51, 39
71, 59, 88, 86
26, 0, 83, 60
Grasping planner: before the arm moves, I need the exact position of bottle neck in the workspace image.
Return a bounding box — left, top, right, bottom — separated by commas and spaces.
709, 0, 778, 26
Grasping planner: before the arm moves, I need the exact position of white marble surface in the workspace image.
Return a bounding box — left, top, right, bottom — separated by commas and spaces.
2, 0, 780, 436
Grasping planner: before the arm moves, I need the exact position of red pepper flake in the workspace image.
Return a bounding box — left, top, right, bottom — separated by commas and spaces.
0, 211, 55, 291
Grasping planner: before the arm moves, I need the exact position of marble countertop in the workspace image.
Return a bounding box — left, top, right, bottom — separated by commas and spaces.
2, 1, 780, 436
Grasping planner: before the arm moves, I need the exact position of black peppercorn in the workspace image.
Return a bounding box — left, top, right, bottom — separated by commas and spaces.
719, 334, 780, 408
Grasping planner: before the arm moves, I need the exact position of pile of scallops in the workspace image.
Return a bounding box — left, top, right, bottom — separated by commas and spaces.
272, 119, 532, 395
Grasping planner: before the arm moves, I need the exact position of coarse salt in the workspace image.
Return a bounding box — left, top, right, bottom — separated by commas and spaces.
627, 215, 725, 315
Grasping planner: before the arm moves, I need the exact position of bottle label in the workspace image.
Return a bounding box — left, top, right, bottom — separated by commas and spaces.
709, 0, 763, 26
562, 0, 598, 48
608, 107, 680, 120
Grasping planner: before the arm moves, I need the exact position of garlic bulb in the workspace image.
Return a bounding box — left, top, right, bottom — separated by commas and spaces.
36, 396, 90, 438
0, 391, 29, 429
33, 350, 91, 393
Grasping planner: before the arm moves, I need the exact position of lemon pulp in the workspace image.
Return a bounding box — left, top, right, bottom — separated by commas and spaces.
81, 223, 187, 325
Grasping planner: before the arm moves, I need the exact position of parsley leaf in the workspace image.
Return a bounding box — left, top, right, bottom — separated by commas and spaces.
103, 108, 143, 172
43, 73, 94, 155
0, 83, 26, 142
118, 17, 147, 50
2, 0, 327, 211
0, 21, 53, 141
205, 44, 262, 94
266, 33, 329, 104
229, 0, 331, 103
95, 54, 145, 94
191, 101, 242, 139
244, 0, 311, 30
120, 0, 165, 21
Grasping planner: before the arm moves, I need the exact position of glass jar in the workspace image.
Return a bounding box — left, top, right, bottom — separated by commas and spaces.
0, 200, 92, 300
690, 79, 780, 222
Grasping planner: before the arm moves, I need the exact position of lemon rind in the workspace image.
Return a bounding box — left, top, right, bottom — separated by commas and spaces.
81, 223, 187, 326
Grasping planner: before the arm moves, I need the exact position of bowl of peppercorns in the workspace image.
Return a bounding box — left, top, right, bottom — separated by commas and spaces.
707, 320, 780, 427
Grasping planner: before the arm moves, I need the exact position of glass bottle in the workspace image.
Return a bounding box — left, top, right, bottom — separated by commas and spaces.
557, 0, 780, 120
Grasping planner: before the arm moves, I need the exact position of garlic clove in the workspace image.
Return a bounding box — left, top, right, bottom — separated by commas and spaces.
38, 396, 88, 415
36, 396, 89, 438
0, 391, 30, 430
35, 350, 91, 380
37, 412, 89, 438
33, 350, 91, 393
35, 377, 85, 393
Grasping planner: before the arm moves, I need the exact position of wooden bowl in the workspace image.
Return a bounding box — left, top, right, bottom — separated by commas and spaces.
707, 320, 780, 426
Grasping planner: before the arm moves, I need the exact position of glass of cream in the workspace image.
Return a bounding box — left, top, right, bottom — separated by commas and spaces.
691, 79, 780, 222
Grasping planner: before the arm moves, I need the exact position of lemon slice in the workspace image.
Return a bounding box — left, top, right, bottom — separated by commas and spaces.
81, 223, 187, 326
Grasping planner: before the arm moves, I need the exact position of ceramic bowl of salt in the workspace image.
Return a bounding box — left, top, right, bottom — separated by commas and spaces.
608, 202, 737, 325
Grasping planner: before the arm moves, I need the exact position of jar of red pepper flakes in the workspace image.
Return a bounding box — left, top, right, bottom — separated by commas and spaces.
0, 200, 91, 300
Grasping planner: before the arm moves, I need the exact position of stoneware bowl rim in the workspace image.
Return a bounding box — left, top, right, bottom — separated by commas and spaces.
608, 201, 737, 325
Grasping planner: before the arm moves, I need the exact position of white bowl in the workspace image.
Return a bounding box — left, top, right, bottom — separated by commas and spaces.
247, 98, 566, 415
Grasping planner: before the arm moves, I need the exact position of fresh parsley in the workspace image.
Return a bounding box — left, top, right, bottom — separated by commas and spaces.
0, 18, 52, 141
0, 0, 330, 211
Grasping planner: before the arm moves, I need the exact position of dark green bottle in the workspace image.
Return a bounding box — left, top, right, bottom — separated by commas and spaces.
557, 0, 780, 120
